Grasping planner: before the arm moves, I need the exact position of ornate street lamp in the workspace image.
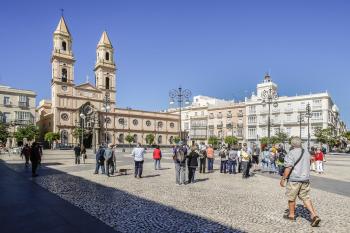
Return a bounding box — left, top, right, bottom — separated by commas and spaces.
79, 113, 86, 146
101, 94, 111, 145
298, 112, 305, 139
305, 103, 313, 150
169, 87, 191, 141
261, 88, 279, 141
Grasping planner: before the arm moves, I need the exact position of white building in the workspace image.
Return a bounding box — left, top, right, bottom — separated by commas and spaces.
0, 84, 36, 147
245, 74, 346, 147
168, 75, 347, 148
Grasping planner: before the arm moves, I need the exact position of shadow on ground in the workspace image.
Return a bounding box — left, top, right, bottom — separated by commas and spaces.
2, 160, 245, 233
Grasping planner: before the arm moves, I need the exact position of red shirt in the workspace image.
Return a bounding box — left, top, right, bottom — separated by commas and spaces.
153, 148, 162, 160
315, 152, 324, 161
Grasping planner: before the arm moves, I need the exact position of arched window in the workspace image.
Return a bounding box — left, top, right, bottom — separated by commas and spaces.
158, 135, 162, 144
118, 134, 124, 143
105, 77, 110, 89
133, 134, 138, 143
105, 52, 110, 61
62, 68, 67, 82
62, 41, 67, 51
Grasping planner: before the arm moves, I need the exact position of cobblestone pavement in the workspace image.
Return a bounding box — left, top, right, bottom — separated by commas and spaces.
1, 151, 350, 233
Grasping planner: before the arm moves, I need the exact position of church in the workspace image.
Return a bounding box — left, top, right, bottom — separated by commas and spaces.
36, 16, 179, 149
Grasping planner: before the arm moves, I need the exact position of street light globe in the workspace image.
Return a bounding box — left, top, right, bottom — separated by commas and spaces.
101, 107, 106, 112
106, 105, 111, 111
80, 113, 85, 119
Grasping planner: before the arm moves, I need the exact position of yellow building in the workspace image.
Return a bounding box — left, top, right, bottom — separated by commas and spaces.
37, 16, 179, 149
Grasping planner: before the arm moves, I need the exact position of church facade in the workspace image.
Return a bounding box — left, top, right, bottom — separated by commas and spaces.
36, 17, 179, 148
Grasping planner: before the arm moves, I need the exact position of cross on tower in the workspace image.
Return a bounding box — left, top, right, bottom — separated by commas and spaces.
60, 8, 64, 17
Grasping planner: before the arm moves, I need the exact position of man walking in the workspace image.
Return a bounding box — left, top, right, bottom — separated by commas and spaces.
30, 142, 41, 177
73, 144, 81, 164
173, 141, 187, 185
132, 143, 145, 178
21, 144, 31, 167
280, 137, 321, 227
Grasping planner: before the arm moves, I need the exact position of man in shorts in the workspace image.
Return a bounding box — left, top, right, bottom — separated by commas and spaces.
280, 137, 321, 227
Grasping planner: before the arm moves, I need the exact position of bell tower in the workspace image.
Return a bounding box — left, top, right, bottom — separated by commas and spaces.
51, 16, 75, 132
94, 31, 116, 105
51, 16, 75, 84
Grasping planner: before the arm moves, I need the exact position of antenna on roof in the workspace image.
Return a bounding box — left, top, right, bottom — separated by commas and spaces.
86, 75, 89, 83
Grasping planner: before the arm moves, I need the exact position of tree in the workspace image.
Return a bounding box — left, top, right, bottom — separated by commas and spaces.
260, 135, 281, 146
72, 127, 82, 142
276, 131, 288, 144
314, 128, 331, 144
174, 136, 181, 144
0, 123, 9, 144
14, 124, 39, 143
342, 131, 350, 142
224, 136, 238, 146
145, 134, 155, 146
208, 136, 219, 147
44, 132, 60, 148
125, 134, 134, 146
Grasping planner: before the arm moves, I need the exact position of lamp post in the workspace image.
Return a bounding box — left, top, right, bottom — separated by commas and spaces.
79, 113, 86, 146
101, 94, 111, 145
298, 112, 305, 139
305, 103, 313, 150
169, 87, 191, 142
261, 88, 279, 141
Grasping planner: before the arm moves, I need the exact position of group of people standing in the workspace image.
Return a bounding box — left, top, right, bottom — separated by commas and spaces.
171, 142, 262, 185
93, 144, 116, 177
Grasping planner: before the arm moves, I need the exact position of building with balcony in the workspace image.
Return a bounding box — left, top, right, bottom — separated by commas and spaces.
0, 84, 36, 147
245, 74, 347, 147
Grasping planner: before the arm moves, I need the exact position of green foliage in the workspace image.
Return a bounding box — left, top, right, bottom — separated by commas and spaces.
0, 123, 9, 143
208, 136, 219, 146
125, 134, 134, 144
173, 136, 180, 144
314, 128, 332, 144
260, 133, 286, 146
314, 127, 340, 148
224, 136, 238, 146
275, 131, 288, 143
72, 127, 82, 139
14, 124, 39, 142
342, 131, 350, 141
145, 134, 155, 145
44, 132, 60, 143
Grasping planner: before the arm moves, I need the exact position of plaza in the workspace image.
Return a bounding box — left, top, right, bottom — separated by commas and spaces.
1, 150, 350, 233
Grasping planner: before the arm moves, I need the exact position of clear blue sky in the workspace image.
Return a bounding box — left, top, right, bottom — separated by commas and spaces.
0, 0, 349, 126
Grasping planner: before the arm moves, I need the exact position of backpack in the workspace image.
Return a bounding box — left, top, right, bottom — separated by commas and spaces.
174, 147, 186, 162
241, 151, 250, 160
278, 152, 285, 163
104, 148, 113, 161
220, 150, 227, 158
